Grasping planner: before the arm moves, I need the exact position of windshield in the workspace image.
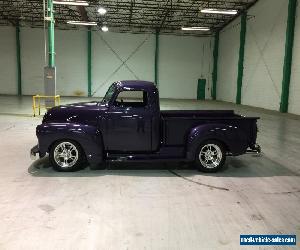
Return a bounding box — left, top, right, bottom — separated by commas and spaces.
102, 84, 116, 103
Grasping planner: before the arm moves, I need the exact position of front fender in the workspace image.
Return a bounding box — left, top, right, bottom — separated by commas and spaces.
186, 123, 248, 160
36, 123, 103, 164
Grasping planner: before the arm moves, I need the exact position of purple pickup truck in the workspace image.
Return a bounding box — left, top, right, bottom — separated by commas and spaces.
31, 80, 260, 172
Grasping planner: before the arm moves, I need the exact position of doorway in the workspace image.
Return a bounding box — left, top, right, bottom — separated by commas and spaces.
197, 79, 206, 100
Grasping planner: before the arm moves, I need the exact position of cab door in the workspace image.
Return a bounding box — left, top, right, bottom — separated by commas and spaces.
197, 79, 206, 100
105, 90, 152, 152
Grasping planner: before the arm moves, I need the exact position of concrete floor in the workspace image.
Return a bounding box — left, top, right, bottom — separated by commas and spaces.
0, 95, 300, 250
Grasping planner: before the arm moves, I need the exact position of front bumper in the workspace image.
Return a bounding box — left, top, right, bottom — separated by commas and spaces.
30, 145, 40, 160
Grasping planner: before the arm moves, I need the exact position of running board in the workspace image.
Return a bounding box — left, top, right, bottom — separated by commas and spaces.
106, 151, 187, 162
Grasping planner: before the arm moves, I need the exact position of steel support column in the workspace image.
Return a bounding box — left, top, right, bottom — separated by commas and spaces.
87, 27, 92, 97
48, 0, 55, 67
45, 0, 56, 107
211, 31, 219, 100
236, 12, 247, 105
154, 29, 159, 86
280, 0, 297, 113
16, 22, 22, 96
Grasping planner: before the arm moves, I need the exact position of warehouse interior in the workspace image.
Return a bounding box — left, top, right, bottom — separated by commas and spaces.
0, 0, 300, 249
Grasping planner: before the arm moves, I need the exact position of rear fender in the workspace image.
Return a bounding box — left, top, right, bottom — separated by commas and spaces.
37, 123, 104, 164
186, 123, 248, 160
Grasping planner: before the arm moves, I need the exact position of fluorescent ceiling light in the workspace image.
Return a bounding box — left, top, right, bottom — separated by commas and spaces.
67, 21, 97, 26
53, 0, 89, 6
181, 27, 210, 31
101, 25, 109, 32
201, 8, 238, 15
98, 7, 107, 15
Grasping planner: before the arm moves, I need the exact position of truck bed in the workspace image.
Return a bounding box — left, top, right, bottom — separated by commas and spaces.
161, 110, 258, 146
161, 110, 241, 118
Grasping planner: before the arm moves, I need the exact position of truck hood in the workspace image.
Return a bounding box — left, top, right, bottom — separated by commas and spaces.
43, 101, 108, 125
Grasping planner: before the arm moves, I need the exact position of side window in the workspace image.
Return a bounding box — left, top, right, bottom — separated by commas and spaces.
114, 90, 148, 108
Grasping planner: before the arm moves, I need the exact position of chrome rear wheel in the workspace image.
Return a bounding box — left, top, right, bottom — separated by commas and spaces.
199, 144, 222, 169
195, 140, 226, 172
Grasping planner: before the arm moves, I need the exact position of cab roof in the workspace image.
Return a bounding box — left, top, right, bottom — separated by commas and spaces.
115, 80, 157, 91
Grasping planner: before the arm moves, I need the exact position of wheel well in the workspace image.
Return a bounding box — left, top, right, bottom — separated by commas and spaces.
199, 138, 229, 153
48, 139, 86, 159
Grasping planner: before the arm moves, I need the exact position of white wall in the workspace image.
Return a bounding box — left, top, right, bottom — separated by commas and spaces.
21, 27, 45, 95
0, 26, 17, 95
92, 32, 213, 99
92, 32, 155, 97
0, 26, 212, 99
289, 2, 300, 115
2, 0, 297, 113
159, 35, 213, 99
216, 0, 289, 112
56, 29, 87, 96
21, 28, 88, 96
217, 18, 241, 103
242, 0, 288, 111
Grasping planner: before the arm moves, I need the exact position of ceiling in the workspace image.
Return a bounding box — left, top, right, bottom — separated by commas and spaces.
0, 0, 258, 36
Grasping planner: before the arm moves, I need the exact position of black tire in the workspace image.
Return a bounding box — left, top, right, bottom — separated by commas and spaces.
195, 140, 226, 173
50, 140, 84, 172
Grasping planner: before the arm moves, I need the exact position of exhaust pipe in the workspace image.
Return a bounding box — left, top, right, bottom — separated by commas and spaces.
246, 144, 261, 156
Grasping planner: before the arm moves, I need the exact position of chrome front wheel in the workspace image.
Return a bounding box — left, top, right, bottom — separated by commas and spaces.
50, 140, 83, 172
54, 142, 79, 168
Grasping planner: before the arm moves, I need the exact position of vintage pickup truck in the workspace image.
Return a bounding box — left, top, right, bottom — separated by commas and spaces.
31, 80, 260, 172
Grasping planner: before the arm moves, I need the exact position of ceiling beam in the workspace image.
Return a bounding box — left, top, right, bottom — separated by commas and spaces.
0, 0, 258, 36
128, 0, 134, 26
